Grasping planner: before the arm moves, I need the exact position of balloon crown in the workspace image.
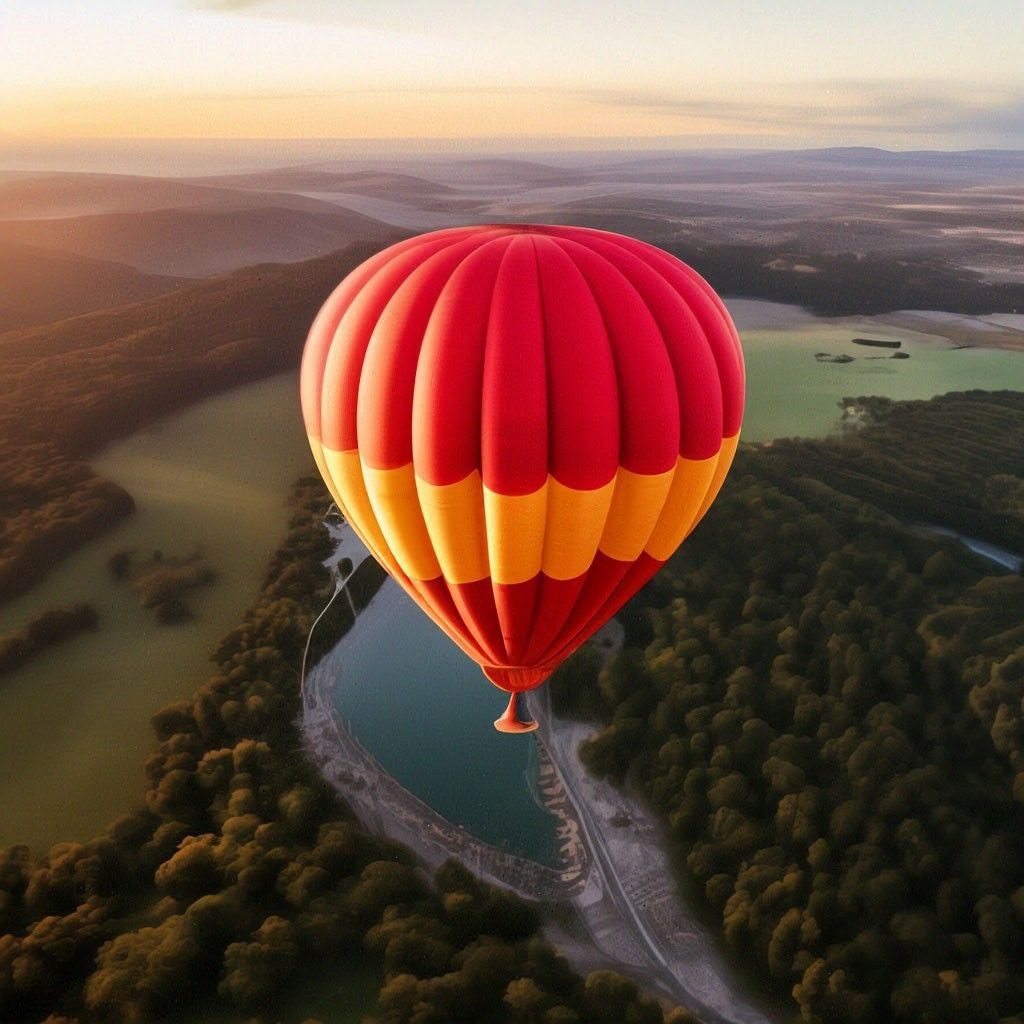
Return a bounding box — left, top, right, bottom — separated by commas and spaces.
301, 224, 744, 732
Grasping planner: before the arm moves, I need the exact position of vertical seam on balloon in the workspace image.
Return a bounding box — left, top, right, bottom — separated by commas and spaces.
345, 237, 485, 569
554, 235, 679, 549
574, 233, 724, 457
582, 241, 689, 556
469, 236, 519, 663
404, 234, 510, 661
313, 231, 479, 526
577, 236, 728, 553
304, 231, 464, 441
531, 234, 628, 666
608, 235, 745, 431
417, 238, 502, 615
648, 243, 744, 358
567, 225, 744, 387
544, 557, 662, 668
508, 234, 551, 664
482, 236, 546, 662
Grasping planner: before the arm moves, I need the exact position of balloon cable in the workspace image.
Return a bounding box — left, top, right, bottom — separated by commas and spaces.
300, 505, 540, 736
300, 504, 358, 704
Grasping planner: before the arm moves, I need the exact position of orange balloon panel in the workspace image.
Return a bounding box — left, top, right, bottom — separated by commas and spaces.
300, 224, 744, 729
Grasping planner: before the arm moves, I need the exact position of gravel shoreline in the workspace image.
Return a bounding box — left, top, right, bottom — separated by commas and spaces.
300, 545, 781, 1024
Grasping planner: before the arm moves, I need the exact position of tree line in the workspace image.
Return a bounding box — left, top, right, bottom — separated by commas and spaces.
0, 241, 382, 606
551, 391, 1024, 1024
0, 475, 686, 1024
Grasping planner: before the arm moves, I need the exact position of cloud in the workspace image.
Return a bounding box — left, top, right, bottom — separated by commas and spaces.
191, 0, 268, 10
585, 81, 1024, 142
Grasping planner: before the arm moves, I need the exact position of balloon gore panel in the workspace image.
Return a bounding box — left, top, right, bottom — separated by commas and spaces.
300, 224, 744, 725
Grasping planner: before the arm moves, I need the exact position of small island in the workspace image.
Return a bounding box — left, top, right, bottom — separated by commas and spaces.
852, 336, 902, 349
108, 547, 217, 623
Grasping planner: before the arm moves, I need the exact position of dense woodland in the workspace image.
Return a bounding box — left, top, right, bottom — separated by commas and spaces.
552, 391, 1024, 1024
3, 231, 1021, 608
0, 477, 679, 1024
0, 239, 391, 605
663, 244, 1024, 318
760, 391, 1024, 553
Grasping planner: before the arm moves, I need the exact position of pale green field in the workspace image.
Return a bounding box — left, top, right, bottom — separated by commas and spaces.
2, 303, 1022, 855
0, 374, 311, 850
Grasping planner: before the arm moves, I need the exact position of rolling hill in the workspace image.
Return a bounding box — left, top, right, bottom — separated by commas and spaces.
0, 170, 396, 220
189, 166, 459, 199
0, 202, 395, 277
0, 238, 399, 603
0, 243, 187, 332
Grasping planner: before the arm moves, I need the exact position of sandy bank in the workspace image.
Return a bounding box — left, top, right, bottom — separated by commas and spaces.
299, 546, 781, 1023
865, 309, 1024, 352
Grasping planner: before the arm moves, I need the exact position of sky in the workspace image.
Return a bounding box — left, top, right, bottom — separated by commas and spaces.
2, 0, 1023, 151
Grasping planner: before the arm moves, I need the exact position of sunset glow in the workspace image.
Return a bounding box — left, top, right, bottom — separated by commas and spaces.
3, 0, 1023, 147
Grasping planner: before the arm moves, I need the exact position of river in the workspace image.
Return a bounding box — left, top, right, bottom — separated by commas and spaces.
324, 538, 560, 864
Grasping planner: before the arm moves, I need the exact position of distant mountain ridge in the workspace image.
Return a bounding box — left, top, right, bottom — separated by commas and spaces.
187, 167, 459, 197
0, 170, 384, 220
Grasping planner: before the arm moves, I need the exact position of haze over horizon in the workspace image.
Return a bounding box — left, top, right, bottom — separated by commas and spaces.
4, 0, 1024, 162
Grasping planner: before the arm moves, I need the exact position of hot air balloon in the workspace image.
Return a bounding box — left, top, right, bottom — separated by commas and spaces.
300, 225, 744, 733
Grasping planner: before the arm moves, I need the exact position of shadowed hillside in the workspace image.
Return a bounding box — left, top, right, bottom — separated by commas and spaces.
0, 243, 187, 332
0, 171, 403, 220
0, 203, 395, 277
0, 238, 400, 605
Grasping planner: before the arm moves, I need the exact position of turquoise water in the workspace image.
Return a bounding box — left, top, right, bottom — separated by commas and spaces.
3, 299, 1021, 860
326, 532, 558, 865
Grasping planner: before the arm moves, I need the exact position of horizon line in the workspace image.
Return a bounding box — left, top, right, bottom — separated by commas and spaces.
3, 137, 1024, 153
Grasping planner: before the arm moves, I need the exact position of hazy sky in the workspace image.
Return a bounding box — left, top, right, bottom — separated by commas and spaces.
3, 0, 1023, 148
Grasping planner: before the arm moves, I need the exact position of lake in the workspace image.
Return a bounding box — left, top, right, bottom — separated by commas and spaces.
321, 527, 559, 865
729, 299, 1024, 441
2, 300, 1021, 856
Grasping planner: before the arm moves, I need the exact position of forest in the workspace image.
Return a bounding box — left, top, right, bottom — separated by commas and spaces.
0, 240, 388, 605
660, 243, 1024, 318
0, 476, 679, 1024
552, 391, 1024, 1024
3, 389, 1020, 1022
759, 391, 1024, 553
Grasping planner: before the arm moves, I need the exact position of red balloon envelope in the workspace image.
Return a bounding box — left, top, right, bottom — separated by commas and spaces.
300, 225, 744, 732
